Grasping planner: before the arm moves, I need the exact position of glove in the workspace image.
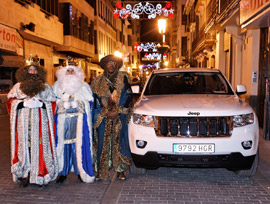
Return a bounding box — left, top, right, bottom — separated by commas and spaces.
62, 93, 70, 102
71, 101, 78, 108
23, 98, 43, 109
63, 102, 70, 109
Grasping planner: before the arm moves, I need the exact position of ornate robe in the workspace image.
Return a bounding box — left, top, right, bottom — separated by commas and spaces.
7, 83, 58, 185
53, 82, 95, 183
92, 71, 133, 180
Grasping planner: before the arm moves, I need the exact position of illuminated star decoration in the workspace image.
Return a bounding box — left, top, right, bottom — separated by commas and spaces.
114, 2, 174, 19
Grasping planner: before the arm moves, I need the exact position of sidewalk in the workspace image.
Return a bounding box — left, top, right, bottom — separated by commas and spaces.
257, 129, 270, 179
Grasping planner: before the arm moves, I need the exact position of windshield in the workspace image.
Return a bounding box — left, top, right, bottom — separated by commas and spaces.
144, 72, 234, 95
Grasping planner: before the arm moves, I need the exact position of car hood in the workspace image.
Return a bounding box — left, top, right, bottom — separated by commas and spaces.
134, 94, 254, 116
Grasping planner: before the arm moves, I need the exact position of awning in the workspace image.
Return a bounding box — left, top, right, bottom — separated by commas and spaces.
241, 6, 270, 29
0, 55, 25, 67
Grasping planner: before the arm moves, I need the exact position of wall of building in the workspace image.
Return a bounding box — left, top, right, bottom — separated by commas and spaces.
0, 0, 63, 86
59, 0, 94, 20
215, 31, 226, 73
241, 29, 260, 106
24, 41, 55, 85
0, 0, 63, 45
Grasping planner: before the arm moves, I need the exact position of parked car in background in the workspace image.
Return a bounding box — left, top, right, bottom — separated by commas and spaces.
129, 68, 259, 176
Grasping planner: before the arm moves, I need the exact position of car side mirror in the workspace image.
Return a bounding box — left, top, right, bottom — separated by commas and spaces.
236, 85, 247, 95
131, 85, 140, 94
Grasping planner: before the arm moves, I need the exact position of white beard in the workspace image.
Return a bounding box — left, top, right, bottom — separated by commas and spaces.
58, 75, 83, 96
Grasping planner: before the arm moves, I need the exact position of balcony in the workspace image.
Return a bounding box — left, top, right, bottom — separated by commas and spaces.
206, 0, 218, 25
205, 0, 219, 33
217, 0, 240, 24
15, 0, 59, 17
192, 24, 216, 54
219, 0, 236, 14
58, 35, 95, 57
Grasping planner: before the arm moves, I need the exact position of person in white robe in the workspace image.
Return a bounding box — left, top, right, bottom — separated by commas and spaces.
53, 64, 95, 184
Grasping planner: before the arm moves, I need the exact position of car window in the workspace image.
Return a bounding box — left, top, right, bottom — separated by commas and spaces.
144, 72, 234, 95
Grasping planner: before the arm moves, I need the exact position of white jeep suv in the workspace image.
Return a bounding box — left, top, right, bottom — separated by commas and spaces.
129, 68, 259, 176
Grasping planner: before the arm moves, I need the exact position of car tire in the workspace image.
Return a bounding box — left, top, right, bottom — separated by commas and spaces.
234, 150, 259, 177
129, 162, 146, 175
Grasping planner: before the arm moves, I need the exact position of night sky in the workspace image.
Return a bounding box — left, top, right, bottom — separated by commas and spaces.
140, 19, 162, 43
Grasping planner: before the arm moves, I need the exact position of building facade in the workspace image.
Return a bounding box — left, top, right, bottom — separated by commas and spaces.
0, 0, 63, 87
183, 0, 270, 138
0, 0, 139, 114
0, 0, 139, 86
169, 0, 189, 68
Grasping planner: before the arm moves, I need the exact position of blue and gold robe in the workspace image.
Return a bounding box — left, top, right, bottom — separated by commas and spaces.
92, 71, 133, 180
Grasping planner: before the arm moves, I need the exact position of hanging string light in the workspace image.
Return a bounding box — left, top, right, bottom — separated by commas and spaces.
114, 2, 174, 19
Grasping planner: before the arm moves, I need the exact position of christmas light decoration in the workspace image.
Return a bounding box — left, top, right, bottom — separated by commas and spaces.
142, 53, 167, 61
134, 42, 161, 52
114, 2, 174, 19
142, 64, 156, 68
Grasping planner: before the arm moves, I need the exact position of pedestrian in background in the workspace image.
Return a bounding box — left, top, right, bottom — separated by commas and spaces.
53, 60, 95, 184
7, 59, 58, 188
91, 55, 133, 181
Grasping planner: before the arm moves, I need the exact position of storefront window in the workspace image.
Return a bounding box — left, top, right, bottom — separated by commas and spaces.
0, 67, 18, 93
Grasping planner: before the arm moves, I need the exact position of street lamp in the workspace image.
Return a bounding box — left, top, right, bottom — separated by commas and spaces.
158, 19, 166, 43
157, 18, 170, 69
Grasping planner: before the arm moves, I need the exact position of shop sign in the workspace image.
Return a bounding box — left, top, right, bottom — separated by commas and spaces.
0, 24, 16, 52
16, 31, 23, 56
240, 0, 270, 24
0, 24, 23, 55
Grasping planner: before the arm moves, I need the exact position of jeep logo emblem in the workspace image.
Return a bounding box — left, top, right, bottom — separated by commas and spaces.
187, 111, 200, 116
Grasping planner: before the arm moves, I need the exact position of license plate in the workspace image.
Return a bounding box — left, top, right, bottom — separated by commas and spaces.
173, 144, 215, 153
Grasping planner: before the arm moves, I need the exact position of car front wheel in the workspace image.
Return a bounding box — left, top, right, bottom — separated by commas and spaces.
129, 162, 146, 175
234, 150, 259, 177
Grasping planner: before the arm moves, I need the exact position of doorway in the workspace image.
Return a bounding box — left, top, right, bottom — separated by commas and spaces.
257, 28, 270, 132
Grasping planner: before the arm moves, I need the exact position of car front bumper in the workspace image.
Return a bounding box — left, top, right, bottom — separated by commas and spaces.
132, 152, 256, 171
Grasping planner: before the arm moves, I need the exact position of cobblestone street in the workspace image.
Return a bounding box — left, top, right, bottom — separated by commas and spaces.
1, 114, 270, 204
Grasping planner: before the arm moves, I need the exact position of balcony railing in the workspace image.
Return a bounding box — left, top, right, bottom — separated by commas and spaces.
192, 23, 216, 52
15, 0, 59, 17
219, 0, 235, 14
206, 0, 218, 25
217, 0, 240, 23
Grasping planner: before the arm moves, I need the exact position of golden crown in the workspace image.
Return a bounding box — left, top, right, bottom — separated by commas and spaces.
64, 56, 78, 66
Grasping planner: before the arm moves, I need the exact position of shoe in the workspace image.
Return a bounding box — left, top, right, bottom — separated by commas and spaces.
117, 172, 126, 181
95, 175, 100, 181
56, 176, 67, 184
19, 178, 29, 188
38, 184, 46, 189
78, 175, 83, 183
94, 172, 100, 181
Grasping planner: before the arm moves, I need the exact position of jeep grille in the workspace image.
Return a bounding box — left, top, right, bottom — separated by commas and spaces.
155, 117, 233, 137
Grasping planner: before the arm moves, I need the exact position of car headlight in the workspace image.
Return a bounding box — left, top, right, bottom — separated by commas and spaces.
233, 113, 254, 127
133, 113, 156, 127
